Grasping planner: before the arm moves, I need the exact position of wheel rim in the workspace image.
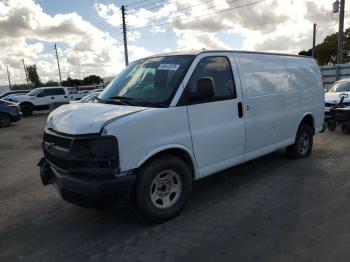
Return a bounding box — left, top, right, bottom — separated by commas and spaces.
299, 132, 310, 155
150, 170, 182, 210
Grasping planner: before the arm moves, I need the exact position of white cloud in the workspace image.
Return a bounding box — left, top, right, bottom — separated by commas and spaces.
2, 0, 349, 86
0, 0, 153, 86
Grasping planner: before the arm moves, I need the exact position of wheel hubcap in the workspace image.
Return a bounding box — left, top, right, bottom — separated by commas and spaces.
299, 132, 310, 155
150, 170, 182, 209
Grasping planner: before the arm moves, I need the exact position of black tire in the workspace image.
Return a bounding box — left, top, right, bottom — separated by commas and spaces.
341, 123, 350, 134
133, 154, 192, 223
20, 103, 33, 116
286, 124, 313, 159
0, 113, 11, 128
327, 120, 336, 131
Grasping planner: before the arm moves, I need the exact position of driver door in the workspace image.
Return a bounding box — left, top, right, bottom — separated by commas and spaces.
184, 55, 245, 178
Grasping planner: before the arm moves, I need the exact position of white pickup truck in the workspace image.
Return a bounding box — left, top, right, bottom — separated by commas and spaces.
14, 86, 84, 116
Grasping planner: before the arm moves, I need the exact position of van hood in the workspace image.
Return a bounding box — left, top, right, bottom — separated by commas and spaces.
47, 103, 148, 134
325, 92, 350, 104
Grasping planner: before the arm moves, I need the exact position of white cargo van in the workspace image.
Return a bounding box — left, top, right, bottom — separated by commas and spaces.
39, 50, 324, 222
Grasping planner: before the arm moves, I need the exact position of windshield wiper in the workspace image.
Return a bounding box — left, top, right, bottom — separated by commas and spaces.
108, 96, 134, 100
105, 96, 137, 106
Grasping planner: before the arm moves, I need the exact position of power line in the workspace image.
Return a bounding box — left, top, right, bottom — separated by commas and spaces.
128, 0, 168, 10
129, 0, 268, 32
129, 0, 225, 25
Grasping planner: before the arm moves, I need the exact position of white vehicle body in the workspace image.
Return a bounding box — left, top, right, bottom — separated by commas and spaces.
14, 86, 84, 115
325, 79, 350, 113
41, 50, 324, 221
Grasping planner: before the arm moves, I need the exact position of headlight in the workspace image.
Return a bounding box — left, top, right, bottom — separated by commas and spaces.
88, 137, 117, 158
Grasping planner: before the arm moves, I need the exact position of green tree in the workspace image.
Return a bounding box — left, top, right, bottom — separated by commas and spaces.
82, 75, 104, 85
299, 28, 350, 65
26, 64, 41, 87
42, 80, 60, 87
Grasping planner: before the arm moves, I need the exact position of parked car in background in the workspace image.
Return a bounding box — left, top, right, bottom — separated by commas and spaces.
0, 99, 22, 128
0, 90, 28, 99
325, 79, 350, 114
39, 50, 324, 222
13, 86, 83, 116
89, 88, 103, 93
69, 91, 101, 104
2, 93, 28, 102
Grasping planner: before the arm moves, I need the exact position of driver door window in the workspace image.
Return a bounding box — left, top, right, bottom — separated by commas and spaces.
186, 56, 236, 104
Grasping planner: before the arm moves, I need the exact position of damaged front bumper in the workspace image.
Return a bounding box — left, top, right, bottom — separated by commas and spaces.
38, 157, 135, 208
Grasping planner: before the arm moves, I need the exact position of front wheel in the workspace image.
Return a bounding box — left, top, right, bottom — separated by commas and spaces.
286, 124, 313, 159
133, 155, 192, 223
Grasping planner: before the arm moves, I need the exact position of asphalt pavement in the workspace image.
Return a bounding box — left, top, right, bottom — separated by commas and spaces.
1, 113, 350, 262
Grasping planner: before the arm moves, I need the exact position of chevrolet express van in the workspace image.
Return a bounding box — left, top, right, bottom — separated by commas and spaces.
39, 50, 324, 222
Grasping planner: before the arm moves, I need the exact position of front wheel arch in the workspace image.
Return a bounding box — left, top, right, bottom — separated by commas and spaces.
136, 146, 198, 179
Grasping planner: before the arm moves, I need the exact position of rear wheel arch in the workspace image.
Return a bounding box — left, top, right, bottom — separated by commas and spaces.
20, 101, 34, 107
298, 114, 315, 134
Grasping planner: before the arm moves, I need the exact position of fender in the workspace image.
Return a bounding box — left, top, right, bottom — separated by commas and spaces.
136, 144, 199, 179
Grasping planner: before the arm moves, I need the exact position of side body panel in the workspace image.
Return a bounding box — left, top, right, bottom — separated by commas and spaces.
104, 107, 195, 174
234, 53, 323, 162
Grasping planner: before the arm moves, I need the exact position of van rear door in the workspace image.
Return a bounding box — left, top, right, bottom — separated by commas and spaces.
183, 54, 245, 178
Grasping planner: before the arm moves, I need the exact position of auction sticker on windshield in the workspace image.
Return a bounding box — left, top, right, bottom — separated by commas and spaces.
158, 64, 180, 71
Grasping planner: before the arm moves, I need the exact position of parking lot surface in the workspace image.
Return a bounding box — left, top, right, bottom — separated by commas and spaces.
1, 113, 350, 262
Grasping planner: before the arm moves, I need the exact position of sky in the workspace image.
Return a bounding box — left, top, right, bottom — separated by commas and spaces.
0, 0, 349, 86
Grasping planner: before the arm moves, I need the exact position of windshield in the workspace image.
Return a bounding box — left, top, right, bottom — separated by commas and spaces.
98, 55, 194, 107
27, 89, 41, 96
328, 82, 350, 92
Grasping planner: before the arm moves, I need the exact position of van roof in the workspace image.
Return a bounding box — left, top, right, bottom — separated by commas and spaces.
142, 50, 313, 60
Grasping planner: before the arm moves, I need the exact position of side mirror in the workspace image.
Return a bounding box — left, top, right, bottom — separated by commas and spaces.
191, 77, 214, 100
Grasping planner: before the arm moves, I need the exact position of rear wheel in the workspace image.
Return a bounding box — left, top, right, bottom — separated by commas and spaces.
341, 123, 350, 134
287, 124, 313, 159
20, 103, 33, 116
0, 113, 11, 128
134, 154, 192, 223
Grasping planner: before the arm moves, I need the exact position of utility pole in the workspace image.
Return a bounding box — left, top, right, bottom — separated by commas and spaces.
121, 5, 129, 66
21, 58, 29, 88
54, 43, 62, 85
312, 23, 317, 58
76, 48, 80, 79
333, 0, 345, 64
6, 65, 11, 89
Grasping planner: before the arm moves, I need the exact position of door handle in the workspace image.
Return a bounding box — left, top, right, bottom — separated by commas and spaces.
238, 102, 243, 118
64, 96, 67, 98
51, 97, 55, 99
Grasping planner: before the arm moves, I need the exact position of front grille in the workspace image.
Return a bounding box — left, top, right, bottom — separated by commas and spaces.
42, 130, 119, 175
44, 131, 72, 149
45, 153, 69, 170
